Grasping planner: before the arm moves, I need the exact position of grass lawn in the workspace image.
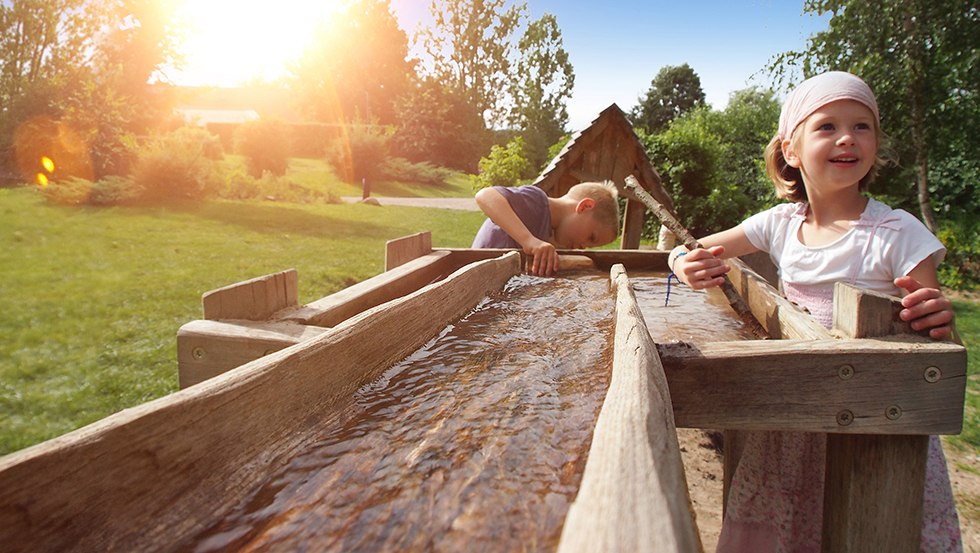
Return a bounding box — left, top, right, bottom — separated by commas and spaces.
0, 186, 485, 455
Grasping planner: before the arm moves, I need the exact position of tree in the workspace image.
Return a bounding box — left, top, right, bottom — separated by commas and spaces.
472, 135, 529, 190
508, 13, 574, 174
290, 0, 414, 124
631, 64, 706, 134
708, 87, 781, 207
416, 0, 526, 128
769, 0, 979, 231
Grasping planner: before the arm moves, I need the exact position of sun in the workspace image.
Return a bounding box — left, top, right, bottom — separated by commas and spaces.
173, 0, 344, 87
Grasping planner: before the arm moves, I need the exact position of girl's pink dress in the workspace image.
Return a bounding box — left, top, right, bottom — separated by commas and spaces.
716, 202, 962, 553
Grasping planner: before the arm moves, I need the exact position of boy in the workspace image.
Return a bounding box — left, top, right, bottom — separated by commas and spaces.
472, 181, 620, 276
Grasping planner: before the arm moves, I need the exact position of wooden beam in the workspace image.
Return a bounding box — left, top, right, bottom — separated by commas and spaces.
620, 198, 646, 249
726, 258, 831, 340
202, 269, 298, 321
821, 283, 939, 553
0, 252, 522, 552
558, 265, 701, 553
176, 319, 329, 389
384, 231, 432, 271
432, 248, 668, 272
659, 339, 966, 434
281, 250, 459, 327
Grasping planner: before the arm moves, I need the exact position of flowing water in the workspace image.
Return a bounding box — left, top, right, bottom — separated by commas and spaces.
183, 274, 615, 553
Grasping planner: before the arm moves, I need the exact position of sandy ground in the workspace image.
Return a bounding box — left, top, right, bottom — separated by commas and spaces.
677, 429, 980, 552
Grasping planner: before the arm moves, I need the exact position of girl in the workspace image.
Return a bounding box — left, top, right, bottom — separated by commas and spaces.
669, 72, 961, 552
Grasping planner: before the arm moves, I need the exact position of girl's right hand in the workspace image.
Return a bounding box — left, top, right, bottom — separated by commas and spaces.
675, 245, 730, 289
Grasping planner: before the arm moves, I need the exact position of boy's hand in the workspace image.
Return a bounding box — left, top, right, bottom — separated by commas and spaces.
675, 245, 729, 290
894, 276, 954, 340
523, 238, 558, 276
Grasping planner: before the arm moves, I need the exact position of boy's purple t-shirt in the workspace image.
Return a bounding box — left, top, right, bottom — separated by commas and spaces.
471, 185, 551, 248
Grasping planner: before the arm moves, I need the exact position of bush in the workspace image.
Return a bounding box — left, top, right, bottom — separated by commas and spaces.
378, 157, 453, 186
132, 128, 217, 201
234, 119, 289, 177
213, 167, 338, 204
936, 220, 980, 290
326, 124, 390, 184
471, 136, 530, 191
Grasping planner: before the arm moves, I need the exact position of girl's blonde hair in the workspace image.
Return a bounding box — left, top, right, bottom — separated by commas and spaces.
763, 123, 891, 203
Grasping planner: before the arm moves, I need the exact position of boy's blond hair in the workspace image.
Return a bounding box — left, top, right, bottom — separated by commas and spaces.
567, 180, 620, 233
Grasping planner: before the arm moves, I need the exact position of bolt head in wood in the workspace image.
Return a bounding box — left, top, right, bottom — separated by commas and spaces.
837, 364, 854, 380
836, 410, 854, 426
924, 366, 941, 383
885, 405, 902, 420
192, 347, 206, 360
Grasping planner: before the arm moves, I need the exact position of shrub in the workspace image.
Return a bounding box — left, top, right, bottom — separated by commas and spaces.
234, 119, 289, 177
936, 220, 980, 290
471, 136, 530, 191
39, 177, 94, 205
213, 167, 338, 204
378, 157, 453, 186
326, 124, 390, 184
132, 128, 217, 201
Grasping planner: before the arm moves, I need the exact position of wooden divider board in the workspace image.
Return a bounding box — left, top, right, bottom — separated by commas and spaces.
202, 268, 298, 321
558, 264, 702, 553
385, 231, 432, 271
0, 252, 521, 552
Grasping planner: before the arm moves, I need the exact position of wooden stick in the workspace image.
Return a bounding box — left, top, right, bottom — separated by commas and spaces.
624, 175, 768, 338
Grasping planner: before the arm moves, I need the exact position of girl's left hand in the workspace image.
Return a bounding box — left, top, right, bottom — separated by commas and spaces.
894, 275, 955, 340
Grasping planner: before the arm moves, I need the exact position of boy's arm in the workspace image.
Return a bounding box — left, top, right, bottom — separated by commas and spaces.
669, 226, 758, 289
475, 187, 558, 276
895, 258, 955, 340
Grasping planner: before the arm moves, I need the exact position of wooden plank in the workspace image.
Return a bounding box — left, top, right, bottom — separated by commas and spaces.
620, 198, 646, 250
659, 339, 966, 434
384, 231, 432, 271
176, 319, 330, 389
0, 252, 522, 553
201, 269, 298, 321
832, 282, 927, 339
434, 248, 668, 272
558, 264, 702, 553
280, 250, 459, 327
822, 283, 936, 553
727, 258, 831, 340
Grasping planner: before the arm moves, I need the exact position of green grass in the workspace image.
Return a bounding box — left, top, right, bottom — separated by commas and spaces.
0, 187, 484, 455
946, 297, 980, 452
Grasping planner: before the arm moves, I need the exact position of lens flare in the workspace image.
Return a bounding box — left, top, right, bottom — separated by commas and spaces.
41, 156, 55, 173
37, 173, 49, 186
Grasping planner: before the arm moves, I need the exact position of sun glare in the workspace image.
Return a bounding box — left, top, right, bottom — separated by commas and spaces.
174, 0, 344, 87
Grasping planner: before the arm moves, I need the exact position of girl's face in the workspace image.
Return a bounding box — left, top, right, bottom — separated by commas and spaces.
783, 99, 878, 196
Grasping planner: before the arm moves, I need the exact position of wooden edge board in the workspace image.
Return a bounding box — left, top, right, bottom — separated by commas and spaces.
279, 250, 458, 327
202, 268, 298, 321
0, 252, 522, 553
433, 247, 669, 271
176, 319, 330, 389
726, 257, 830, 340
385, 231, 432, 271
557, 264, 702, 553
659, 339, 966, 434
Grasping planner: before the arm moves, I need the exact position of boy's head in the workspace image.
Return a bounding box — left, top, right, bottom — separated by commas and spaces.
554, 181, 620, 249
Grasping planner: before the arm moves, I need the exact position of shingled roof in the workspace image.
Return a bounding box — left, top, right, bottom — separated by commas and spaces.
531, 103, 673, 249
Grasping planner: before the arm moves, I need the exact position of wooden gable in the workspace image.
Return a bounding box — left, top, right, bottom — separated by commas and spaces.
532, 104, 674, 249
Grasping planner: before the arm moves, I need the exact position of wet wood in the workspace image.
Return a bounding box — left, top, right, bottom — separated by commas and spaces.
0, 252, 521, 553
176, 319, 329, 389
558, 264, 702, 553
822, 284, 939, 553
385, 231, 432, 271
659, 339, 965, 434
202, 268, 298, 321
433, 248, 668, 271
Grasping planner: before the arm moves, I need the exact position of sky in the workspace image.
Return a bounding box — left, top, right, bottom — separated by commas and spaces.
171, 0, 831, 130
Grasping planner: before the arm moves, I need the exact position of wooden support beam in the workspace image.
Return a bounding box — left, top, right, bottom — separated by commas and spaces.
558, 265, 701, 553
176, 319, 329, 389
433, 247, 668, 272
202, 269, 298, 321
0, 252, 522, 552
620, 198, 645, 250
384, 231, 432, 271
821, 283, 940, 553
660, 338, 965, 434
281, 250, 458, 327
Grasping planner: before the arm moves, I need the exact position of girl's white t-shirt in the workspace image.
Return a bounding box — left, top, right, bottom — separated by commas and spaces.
740, 198, 945, 297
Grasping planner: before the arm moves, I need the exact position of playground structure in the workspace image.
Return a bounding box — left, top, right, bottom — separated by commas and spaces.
0, 104, 967, 551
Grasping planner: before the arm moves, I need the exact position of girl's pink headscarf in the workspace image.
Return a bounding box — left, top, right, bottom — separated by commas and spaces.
777, 71, 880, 141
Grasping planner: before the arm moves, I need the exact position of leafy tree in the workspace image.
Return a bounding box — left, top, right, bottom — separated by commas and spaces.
416, 0, 526, 127
390, 78, 489, 172
708, 87, 781, 207
235, 118, 290, 177
471, 136, 529, 190
326, 123, 391, 184
769, 0, 979, 231
290, 0, 413, 125
631, 64, 706, 134
508, 13, 574, 175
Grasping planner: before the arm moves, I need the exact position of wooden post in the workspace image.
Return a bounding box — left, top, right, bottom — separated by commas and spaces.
822, 283, 930, 553
620, 198, 645, 249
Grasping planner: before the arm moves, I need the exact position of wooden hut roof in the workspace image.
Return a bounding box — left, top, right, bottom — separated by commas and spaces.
532, 103, 674, 212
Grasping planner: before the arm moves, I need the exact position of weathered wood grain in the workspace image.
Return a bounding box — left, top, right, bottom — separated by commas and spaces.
202, 268, 298, 321
385, 230, 432, 271
558, 264, 702, 553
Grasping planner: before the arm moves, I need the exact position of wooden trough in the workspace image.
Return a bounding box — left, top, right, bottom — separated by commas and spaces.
0, 232, 966, 553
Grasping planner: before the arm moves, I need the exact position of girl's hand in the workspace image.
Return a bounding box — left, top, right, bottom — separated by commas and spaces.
894, 275, 955, 340
675, 245, 730, 290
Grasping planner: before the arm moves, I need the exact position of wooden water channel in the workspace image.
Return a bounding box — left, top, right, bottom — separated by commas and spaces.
0, 231, 966, 552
